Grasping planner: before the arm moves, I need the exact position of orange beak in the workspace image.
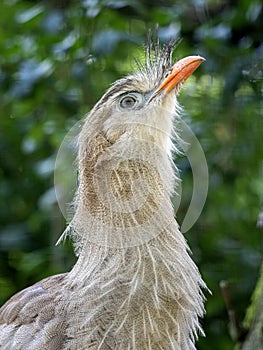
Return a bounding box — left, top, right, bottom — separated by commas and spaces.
151, 56, 205, 99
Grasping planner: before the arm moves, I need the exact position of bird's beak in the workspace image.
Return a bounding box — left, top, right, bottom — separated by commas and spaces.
149, 55, 205, 102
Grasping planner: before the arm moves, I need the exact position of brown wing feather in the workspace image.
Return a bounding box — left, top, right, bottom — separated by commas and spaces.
0, 273, 69, 349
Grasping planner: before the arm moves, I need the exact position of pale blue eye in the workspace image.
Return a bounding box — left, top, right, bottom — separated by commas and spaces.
120, 96, 136, 108
119, 92, 143, 110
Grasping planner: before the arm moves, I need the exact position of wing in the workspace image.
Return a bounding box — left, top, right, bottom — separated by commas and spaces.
0, 273, 68, 350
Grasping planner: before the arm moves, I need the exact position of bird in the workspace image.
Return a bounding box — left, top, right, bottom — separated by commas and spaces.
0, 39, 207, 349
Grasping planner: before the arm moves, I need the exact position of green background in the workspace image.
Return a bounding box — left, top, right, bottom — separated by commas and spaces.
0, 1, 262, 349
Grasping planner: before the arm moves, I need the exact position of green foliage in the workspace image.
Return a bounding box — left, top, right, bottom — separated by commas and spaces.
0, 1, 262, 348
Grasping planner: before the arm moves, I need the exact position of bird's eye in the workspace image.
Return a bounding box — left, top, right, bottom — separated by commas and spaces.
119, 92, 143, 110
120, 96, 136, 108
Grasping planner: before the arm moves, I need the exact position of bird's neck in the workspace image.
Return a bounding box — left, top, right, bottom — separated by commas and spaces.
64, 133, 206, 349
70, 132, 176, 251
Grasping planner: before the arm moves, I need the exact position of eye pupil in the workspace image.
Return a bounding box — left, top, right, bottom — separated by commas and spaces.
123, 97, 135, 107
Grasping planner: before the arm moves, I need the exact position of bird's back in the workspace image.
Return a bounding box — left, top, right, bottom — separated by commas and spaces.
0, 274, 68, 349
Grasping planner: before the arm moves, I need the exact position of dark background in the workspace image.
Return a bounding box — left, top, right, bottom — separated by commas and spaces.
0, 1, 262, 349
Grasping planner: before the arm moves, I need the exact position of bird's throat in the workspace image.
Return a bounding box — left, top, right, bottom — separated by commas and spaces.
71, 132, 176, 249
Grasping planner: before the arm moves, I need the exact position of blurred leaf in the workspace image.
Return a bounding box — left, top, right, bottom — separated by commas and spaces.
16, 4, 44, 24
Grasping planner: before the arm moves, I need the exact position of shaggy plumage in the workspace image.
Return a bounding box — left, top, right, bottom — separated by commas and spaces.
0, 39, 206, 349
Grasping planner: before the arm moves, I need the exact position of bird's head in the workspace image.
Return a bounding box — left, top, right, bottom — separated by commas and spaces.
79, 43, 205, 157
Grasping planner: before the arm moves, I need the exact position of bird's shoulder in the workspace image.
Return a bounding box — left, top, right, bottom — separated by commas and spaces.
0, 273, 67, 326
